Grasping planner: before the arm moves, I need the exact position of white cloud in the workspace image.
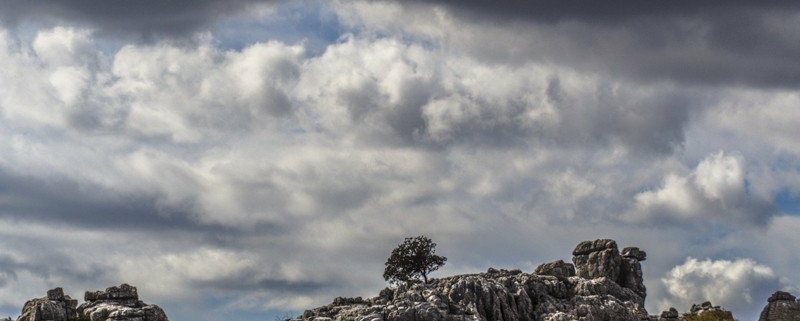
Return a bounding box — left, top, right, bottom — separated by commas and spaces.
660, 257, 780, 320
694, 151, 745, 201
32, 27, 95, 67
2, 6, 800, 321
628, 151, 774, 225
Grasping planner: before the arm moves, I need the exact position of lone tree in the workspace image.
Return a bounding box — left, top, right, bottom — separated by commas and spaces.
383, 236, 447, 285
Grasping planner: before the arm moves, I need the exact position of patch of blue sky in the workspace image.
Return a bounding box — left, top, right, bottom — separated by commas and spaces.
769, 154, 800, 214
214, 0, 343, 56
774, 189, 800, 215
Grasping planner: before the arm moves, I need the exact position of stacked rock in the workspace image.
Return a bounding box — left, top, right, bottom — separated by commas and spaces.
572, 239, 622, 281
78, 284, 168, 321
620, 246, 647, 299
13, 284, 169, 321
758, 291, 800, 321
571, 239, 647, 300
16, 287, 79, 321
533, 259, 575, 279
685, 301, 734, 320
658, 307, 679, 321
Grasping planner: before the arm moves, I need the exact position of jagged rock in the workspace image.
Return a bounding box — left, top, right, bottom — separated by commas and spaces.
571, 239, 647, 300
683, 301, 734, 320
572, 239, 622, 282
659, 307, 679, 320
16, 287, 79, 321
759, 291, 800, 321
77, 284, 168, 321
768, 291, 797, 303
619, 256, 646, 299
332, 297, 366, 306
534, 260, 575, 279
621, 247, 647, 261
84, 284, 138, 302
485, 267, 523, 276
295, 239, 650, 321
296, 271, 649, 321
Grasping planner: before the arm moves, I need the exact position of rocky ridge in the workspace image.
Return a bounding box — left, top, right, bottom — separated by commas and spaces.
294, 239, 651, 321
4, 238, 797, 321
13, 284, 168, 321
292, 239, 799, 321
682, 301, 734, 321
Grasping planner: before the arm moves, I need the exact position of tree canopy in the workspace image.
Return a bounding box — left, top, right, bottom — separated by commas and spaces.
383, 236, 447, 285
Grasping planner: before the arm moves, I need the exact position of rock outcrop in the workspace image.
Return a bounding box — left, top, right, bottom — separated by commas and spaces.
682, 301, 734, 320
655, 303, 735, 321
294, 239, 650, 321
759, 291, 800, 321
14, 285, 168, 321
619, 247, 647, 300
533, 260, 575, 279
16, 287, 79, 321
657, 307, 679, 321
78, 284, 168, 321
571, 240, 647, 300
572, 239, 621, 281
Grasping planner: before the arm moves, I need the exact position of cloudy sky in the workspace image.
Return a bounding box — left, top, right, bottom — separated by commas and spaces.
1, 1, 799, 320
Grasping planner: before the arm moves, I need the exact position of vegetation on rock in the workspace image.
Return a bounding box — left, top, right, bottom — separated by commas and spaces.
682, 310, 735, 321
383, 235, 447, 285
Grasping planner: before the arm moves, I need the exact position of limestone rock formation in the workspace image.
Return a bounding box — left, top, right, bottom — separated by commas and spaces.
759, 291, 800, 321
294, 239, 650, 321
533, 260, 575, 279
683, 301, 734, 321
13, 284, 168, 321
78, 284, 168, 321
571, 239, 647, 300
16, 287, 79, 321
619, 247, 647, 300
658, 307, 679, 321
572, 239, 622, 281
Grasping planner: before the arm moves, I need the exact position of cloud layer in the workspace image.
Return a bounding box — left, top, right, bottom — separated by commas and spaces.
1, 1, 800, 321
660, 257, 781, 321
627, 151, 774, 226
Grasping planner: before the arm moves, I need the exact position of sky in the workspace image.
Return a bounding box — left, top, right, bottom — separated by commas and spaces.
0, 1, 799, 321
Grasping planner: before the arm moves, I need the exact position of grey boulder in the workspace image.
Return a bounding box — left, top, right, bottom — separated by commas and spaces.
77, 284, 168, 321
16, 287, 79, 321
759, 291, 800, 321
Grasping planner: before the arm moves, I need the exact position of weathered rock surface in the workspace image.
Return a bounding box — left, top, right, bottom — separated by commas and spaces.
683, 301, 734, 321
295, 239, 650, 321
621, 247, 646, 262
619, 256, 646, 300
13, 285, 168, 321
533, 260, 575, 279
658, 307, 679, 321
759, 291, 800, 321
16, 287, 79, 321
296, 270, 648, 321
571, 239, 647, 300
78, 284, 168, 321
572, 239, 622, 282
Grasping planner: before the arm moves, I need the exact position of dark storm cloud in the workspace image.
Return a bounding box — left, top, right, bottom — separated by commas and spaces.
0, 0, 275, 40
0, 166, 243, 233
402, 0, 797, 23
390, 0, 800, 88
196, 274, 332, 294
0, 254, 112, 287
